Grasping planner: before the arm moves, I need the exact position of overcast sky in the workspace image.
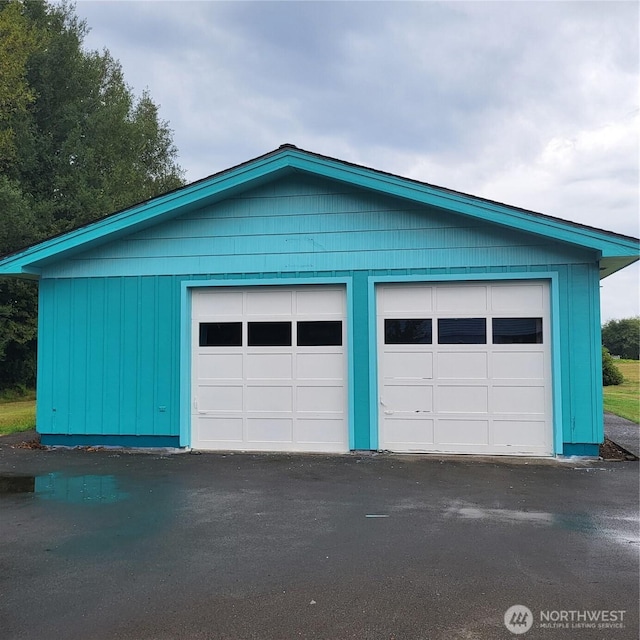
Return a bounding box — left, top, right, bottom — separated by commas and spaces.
71, 0, 639, 320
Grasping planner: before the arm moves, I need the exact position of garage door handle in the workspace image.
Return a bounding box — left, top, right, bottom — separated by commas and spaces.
380, 397, 394, 415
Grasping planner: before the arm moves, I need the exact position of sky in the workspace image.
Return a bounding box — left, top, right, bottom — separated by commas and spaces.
71, 0, 639, 320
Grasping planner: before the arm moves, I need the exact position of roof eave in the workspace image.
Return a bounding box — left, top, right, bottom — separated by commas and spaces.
599, 256, 639, 279
0, 145, 638, 276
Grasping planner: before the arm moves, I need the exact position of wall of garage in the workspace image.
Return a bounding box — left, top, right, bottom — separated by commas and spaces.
37, 264, 601, 454
35, 173, 603, 453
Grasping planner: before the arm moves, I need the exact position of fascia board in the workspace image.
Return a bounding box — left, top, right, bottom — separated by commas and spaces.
0, 264, 41, 277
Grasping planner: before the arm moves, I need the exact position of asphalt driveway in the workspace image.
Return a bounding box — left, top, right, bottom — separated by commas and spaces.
0, 435, 638, 640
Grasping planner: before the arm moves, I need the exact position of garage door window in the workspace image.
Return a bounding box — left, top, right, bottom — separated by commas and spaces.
493, 317, 543, 344
248, 322, 292, 346
199, 322, 242, 347
297, 321, 342, 346
384, 319, 432, 344
438, 318, 486, 344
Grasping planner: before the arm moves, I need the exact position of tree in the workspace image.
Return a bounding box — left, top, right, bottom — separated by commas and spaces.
0, 0, 185, 390
602, 347, 624, 386
602, 317, 640, 360
0, 176, 38, 389
0, 0, 38, 169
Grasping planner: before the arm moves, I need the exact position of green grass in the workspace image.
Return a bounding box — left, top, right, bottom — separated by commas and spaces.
603, 359, 640, 424
0, 390, 36, 435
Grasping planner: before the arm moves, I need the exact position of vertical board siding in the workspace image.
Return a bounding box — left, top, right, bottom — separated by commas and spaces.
568, 263, 603, 444
104, 278, 122, 433
568, 265, 591, 442
550, 263, 603, 446
589, 264, 604, 445
86, 278, 105, 432
38, 276, 181, 437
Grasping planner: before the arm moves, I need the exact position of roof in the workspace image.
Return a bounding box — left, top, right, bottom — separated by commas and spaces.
1, 144, 638, 279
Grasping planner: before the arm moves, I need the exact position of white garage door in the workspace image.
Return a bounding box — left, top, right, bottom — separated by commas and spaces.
377, 282, 553, 455
191, 286, 348, 452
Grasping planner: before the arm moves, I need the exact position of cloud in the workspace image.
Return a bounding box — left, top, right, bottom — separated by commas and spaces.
69, 0, 639, 318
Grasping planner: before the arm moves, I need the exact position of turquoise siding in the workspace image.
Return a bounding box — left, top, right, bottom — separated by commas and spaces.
35, 174, 603, 452
558, 264, 604, 446
351, 271, 371, 450
40, 175, 593, 279
37, 276, 181, 438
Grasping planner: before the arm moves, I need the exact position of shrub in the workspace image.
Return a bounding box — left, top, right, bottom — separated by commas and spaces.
602, 347, 624, 386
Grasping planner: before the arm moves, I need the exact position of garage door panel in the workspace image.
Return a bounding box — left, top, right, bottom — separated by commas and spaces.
297, 353, 343, 379
382, 418, 434, 447
383, 351, 433, 380
246, 289, 292, 315
436, 419, 490, 445
296, 289, 344, 315
436, 285, 487, 313
437, 352, 487, 379
492, 352, 544, 379
492, 420, 547, 446
297, 385, 344, 412
198, 385, 243, 412
245, 385, 293, 412
245, 353, 292, 379
246, 418, 293, 443
491, 284, 544, 312
493, 386, 546, 414
194, 290, 244, 316
296, 418, 346, 444
195, 416, 244, 443
437, 385, 488, 413
381, 286, 432, 314
383, 385, 433, 413
197, 353, 243, 380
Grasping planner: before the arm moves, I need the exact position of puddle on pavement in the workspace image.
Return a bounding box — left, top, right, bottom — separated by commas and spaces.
0, 473, 128, 504
445, 502, 599, 533
0, 475, 35, 494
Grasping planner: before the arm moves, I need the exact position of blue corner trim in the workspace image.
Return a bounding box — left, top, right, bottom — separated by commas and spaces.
40, 434, 181, 448
562, 443, 601, 457
179, 283, 193, 448
367, 277, 379, 450
548, 273, 563, 456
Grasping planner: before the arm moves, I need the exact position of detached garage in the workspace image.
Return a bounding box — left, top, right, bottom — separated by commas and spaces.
0, 145, 637, 456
